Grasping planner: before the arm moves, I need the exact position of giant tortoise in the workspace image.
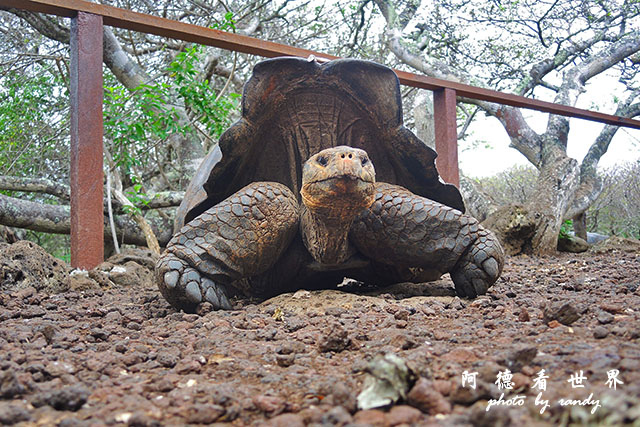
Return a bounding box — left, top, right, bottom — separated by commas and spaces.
156, 57, 504, 312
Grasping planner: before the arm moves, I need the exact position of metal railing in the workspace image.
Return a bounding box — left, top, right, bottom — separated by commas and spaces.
2, 0, 640, 268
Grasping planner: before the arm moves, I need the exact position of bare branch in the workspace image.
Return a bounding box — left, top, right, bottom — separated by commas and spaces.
457, 105, 478, 140
105, 161, 121, 254
105, 148, 161, 254
7, 9, 69, 43
581, 95, 640, 177
0, 176, 70, 200
580, 30, 640, 83
517, 30, 609, 96
0, 193, 173, 246
0, 176, 183, 211
564, 91, 640, 218
373, 0, 460, 80
348, 0, 371, 49
122, 41, 181, 55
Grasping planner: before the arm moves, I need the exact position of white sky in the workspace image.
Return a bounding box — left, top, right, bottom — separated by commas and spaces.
458, 73, 640, 177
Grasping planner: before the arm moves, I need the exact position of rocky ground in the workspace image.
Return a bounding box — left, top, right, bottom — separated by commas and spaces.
1, 238, 639, 426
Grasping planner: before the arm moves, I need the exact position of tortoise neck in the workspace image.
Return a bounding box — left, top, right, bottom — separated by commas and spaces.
300, 205, 361, 265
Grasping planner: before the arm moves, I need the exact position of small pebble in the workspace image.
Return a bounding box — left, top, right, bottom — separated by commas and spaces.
185, 403, 224, 424
543, 301, 580, 326
275, 354, 295, 367
318, 322, 350, 353
252, 395, 285, 415
593, 326, 609, 339
265, 413, 305, 427
597, 311, 614, 324
89, 328, 110, 341
600, 302, 624, 314
386, 405, 422, 425
156, 351, 179, 368
0, 371, 27, 398
547, 320, 562, 328
407, 377, 452, 415
0, 402, 32, 425
32, 385, 89, 411
518, 307, 530, 322
611, 325, 627, 336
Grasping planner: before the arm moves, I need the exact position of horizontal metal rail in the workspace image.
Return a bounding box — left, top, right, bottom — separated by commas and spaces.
5, 0, 640, 129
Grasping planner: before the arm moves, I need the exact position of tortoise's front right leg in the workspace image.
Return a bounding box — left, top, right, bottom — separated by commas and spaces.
156, 182, 299, 312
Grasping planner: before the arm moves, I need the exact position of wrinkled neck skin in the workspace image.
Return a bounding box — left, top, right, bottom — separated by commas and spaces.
299, 145, 376, 265
300, 204, 363, 265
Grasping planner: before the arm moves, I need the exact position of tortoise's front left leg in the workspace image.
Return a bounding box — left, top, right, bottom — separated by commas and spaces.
156, 182, 299, 312
350, 183, 504, 298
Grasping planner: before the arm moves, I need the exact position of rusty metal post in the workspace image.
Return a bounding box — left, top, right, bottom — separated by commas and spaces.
433, 88, 460, 187
70, 12, 104, 269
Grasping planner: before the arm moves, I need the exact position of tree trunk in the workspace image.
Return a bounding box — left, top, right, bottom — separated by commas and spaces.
573, 212, 588, 241
525, 149, 580, 254
413, 90, 435, 149
459, 176, 500, 222
0, 193, 173, 247
0, 175, 184, 211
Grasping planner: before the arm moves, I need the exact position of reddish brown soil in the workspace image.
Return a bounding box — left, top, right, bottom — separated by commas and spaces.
1, 245, 639, 426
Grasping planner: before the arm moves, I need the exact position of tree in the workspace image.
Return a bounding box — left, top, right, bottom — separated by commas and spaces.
369, 0, 640, 253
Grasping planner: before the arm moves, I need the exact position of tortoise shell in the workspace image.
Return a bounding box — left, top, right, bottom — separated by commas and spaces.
175, 57, 464, 230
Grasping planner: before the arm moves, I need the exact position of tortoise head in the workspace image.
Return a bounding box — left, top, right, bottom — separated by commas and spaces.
301, 146, 376, 214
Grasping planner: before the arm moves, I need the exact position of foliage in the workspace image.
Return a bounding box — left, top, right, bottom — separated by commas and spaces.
104, 76, 181, 174
469, 165, 538, 206
122, 177, 150, 216
24, 231, 70, 263
0, 67, 69, 180
0, 62, 71, 241
167, 44, 241, 138
104, 42, 240, 183
558, 220, 573, 240
0, 9, 246, 254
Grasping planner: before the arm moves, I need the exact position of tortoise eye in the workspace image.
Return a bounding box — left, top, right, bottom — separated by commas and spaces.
361, 156, 369, 166
317, 156, 328, 166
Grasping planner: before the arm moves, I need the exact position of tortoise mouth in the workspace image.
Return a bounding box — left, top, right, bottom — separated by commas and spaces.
307, 173, 374, 186
301, 175, 375, 212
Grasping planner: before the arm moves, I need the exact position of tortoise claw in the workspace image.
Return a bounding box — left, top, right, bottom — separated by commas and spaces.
450, 229, 504, 298
156, 253, 232, 312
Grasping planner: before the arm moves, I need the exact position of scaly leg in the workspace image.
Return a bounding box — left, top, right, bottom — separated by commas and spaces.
156, 182, 299, 312
350, 183, 504, 298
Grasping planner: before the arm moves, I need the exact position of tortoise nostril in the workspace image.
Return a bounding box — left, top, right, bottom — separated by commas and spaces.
348, 153, 353, 159
341, 154, 345, 159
